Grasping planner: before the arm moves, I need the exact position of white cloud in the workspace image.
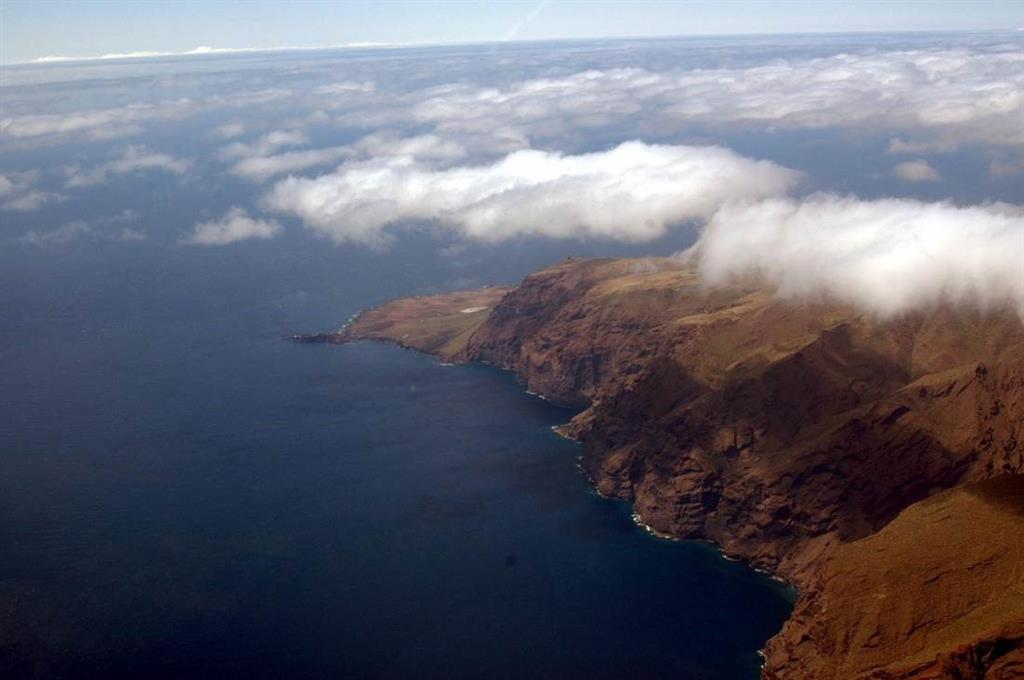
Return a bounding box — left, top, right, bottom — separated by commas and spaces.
394, 48, 1024, 150
893, 159, 940, 182
66, 146, 190, 187
353, 133, 466, 162
315, 81, 376, 96
18, 209, 145, 245
226, 134, 466, 182
216, 129, 309, 161
0, 100, 196, 141
229, 145, 353, 181
2, 189, 65, 211
263, 141, 800, 246
19, 221, 93, 245
213, 121, 247, 139
1, 90, 290, 145
0, 171, 65, 211
689, 195, 1024, 318
29, 43, 394, 65
8, 44, 1020, 155
886, 138, 958, 155
216, 128, 362, 181
183, 207, 282, 246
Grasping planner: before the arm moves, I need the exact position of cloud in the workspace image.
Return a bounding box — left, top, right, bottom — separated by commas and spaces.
1, 100, 196, 141
19, 221, 93, 245
213, 122, 247, 139
2, 189, 65, 211
229, 145, 353, 181
216, 129, 362, 181
893, 159, 940, 182
183, 207, 282, 246
216, 129, 309, 161
28, 43, 395, 65
18, 210, 143, 245
353, 133, 466, 162
315, 81, 376, 96
1, 90, 289, 145
397, 47, 1024, 150
263, 141, 800, 246
66, 146, 190, 187
226, 134, 467, 182
689, 195, 1024, 318
0, 171, 65, 211
14, 43, 1018, 156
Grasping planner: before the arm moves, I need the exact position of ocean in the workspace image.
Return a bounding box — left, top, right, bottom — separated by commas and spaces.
0, 228, 792, 678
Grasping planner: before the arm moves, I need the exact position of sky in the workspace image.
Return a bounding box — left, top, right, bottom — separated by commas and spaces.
3, 0, 1024, 64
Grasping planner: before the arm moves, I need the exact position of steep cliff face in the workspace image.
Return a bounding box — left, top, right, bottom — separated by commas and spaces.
325, 256, 1024, 677
465, 258, 1022, 573
763, 475, 1024, 680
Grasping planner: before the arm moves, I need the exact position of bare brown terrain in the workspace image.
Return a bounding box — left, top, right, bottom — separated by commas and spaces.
299, 256, 1024, 679
290, 286, 511, 360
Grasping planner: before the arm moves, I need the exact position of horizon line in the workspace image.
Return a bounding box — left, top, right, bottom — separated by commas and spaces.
5, 27, 1021, 68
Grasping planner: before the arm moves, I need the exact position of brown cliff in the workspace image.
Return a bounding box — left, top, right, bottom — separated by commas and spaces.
312, 256, 1024, 678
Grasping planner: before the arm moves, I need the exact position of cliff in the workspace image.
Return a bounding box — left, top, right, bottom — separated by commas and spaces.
291, 286, 511, 361
301, 257, 1024, 678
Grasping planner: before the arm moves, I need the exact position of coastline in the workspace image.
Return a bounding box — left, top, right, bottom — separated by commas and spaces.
293, 258, 1024, 678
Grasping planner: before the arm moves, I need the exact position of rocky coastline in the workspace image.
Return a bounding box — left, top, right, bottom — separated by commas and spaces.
296, 257, 1024, 679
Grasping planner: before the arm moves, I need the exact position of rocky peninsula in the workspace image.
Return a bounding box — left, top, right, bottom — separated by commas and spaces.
295, 257, 1024, 679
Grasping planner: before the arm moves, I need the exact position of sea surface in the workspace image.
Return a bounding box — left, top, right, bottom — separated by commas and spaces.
0, 230, 793, 678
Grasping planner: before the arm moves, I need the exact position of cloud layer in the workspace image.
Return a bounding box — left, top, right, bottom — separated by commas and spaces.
690, 195, 1024, 317
184, 207, 282, 246
8, 43, 1021, 156
66, 146, 190, 187
389, 47, 1024, 151
0, 171, 64, 211
263, 141, 801, 245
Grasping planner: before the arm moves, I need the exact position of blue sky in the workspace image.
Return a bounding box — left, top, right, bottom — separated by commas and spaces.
3, 0, 1024, 64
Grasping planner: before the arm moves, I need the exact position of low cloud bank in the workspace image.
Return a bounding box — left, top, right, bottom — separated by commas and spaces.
66, 146, 189, 187
230, 145, 353, 181
397, 47, 1024, 152
19, 210, 143, 245
225, 133, 466, 182
9, 44, 1020, 154
183, 207, 282, 246
0, 171, 64, 211
263, 141, 800, 246
29, 44, 393, 64
262, 137, 1024, 318
690, 195, 1024, 317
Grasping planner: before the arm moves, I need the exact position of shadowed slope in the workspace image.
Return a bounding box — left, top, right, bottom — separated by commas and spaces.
320, 256, 1024, 677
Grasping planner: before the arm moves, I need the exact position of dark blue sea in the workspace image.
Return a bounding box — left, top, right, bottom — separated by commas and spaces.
0, 226, 794, 678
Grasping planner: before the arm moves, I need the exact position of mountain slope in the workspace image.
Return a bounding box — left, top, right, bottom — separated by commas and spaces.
303, 256, 1024, 677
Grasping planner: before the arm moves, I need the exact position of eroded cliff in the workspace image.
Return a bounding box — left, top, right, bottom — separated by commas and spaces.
304, 256, 1024, 678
